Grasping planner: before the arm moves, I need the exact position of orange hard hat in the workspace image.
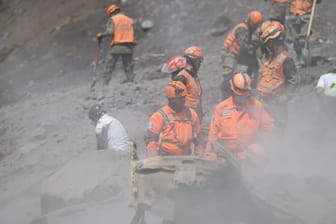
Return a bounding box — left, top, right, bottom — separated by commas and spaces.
230, 73, 252, 96
262, 25, 282, 44
184, 46, 204, 62
161, 55, 187, 73
261, 20, 284, 34
106, 5, 120, 16
248, 10, 263, 27
166, 81, 187, 99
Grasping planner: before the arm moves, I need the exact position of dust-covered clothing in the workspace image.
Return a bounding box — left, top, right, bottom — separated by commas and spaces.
287, 0, 322, 59
315, 72, 336, 140
269, 1, 288, 24
104, 51, 135, 84
221, 48, 259, 99
101, 13, 136, 83
257, 48, 299, 130
221, 22, 260, 99
174, 68, 203, 119
316, 73, 336, 97
95, 114, 130, 151
144, 105, 202, 156
287, 14, 310, 59
207, 96, 275, 162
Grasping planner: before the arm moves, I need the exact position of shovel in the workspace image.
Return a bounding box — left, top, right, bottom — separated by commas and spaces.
302, 0, 317, 66
90, 39, 102, 90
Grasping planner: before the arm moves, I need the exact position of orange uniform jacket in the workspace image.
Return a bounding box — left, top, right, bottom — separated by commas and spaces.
257, 51, 289, 97
290, 0, 313, 15
207, 96, 275, 157
224, 22, 249, 57
175, 69, 202, 113
110, 13, 136, 47
146, 105, 201, 155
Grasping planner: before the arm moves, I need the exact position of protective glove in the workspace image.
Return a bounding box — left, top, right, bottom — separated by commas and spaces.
96, 33, 103, 41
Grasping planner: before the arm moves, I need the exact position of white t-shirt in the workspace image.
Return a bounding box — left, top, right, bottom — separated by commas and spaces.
95, 114, 130, 151
316, 73, 336, 97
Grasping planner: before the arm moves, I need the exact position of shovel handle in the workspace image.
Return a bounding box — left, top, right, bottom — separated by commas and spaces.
306, 0, 317, 39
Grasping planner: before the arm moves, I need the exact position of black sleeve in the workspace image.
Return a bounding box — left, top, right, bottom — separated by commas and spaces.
173, 75, 188, 85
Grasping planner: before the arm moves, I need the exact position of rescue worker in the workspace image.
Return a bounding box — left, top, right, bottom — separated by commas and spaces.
173, 46, 204, 120
287, 0, 322, 63
161, 55, 187, 80
221, 11, 263, 99
144, 81, 202, 157
207, 73, 275, 165
257, 20, 286, 60
88, 104, 130, 151
257, 25, 300, 132
96, 4, 136, 85
266, 0, 289, 25
316, 67, 336, 117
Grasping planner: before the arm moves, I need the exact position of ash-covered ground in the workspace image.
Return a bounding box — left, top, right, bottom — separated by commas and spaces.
1, 0, 336, 223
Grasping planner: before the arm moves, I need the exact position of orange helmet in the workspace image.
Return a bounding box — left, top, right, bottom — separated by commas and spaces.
161, 55, 187, 73
106, 5, 120, 16
230, 73, 252, 96
248, 11, 263, 27
262, 25, 282, 44
260, 20, 284, 34
166, 81, 187, 99
184, 46, 204, 62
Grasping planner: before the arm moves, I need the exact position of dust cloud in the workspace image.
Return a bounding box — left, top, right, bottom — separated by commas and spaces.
1, 0, 336, 223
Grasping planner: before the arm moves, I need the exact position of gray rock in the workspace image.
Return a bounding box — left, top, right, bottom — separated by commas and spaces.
41, 150, 128, 214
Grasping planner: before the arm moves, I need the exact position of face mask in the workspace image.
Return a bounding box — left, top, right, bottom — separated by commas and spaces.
168, 97, 185, 113
233, 94, 248, 105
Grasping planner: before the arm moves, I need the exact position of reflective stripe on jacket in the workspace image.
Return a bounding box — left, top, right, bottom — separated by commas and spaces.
176, 69, 202, 113
224, 23, 248, 57
146, 105, 200, 155
290, 0, 313, 15
207, 96, 275, 156
110, 13, 136, 47
257, 51, 289, 97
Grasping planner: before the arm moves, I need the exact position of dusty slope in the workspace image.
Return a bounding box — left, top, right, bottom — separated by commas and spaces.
1, 0, 336, 223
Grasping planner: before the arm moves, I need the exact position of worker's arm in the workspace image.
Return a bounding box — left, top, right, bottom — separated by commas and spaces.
191, 110, 204, 156
235, 27, 255, 54
144, 112, 164, 156
206, 106, 221, 149
315, 75, 326, 95
173, 73, 188, 86
95, 122, 108, 150
97, 19, 114, 40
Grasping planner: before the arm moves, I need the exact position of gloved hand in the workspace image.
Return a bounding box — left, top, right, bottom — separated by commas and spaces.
276, 95, 288, 103
96, 33, 103, 41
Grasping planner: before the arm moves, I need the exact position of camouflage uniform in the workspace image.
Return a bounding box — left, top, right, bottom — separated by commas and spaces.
287, 0, 322, 61
221, 26, 259, 99
269, 1, 288, 24
287, 14, 310, 60
101, 18, 136, 84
